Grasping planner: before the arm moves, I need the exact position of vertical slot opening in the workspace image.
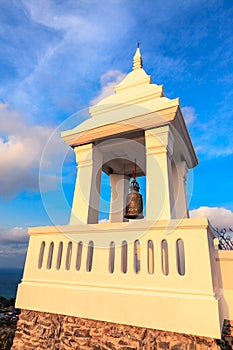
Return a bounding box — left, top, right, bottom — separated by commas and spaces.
134, 240, 141, 273
76, 241, 83, 271
109, 241, 115, 273
176, 239, 185, 276
147, 240, 154, 274
56, 242, 63, 270
86, 241, 94, 272
121, 240, 128, 274
47, 242, 54, 269
161, 239, 169, 276
38, 241, 45, 269
66, 242, 72, 270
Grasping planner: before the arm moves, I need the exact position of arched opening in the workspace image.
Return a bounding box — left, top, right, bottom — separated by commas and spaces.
109, 241, 115, 273
76, 241, 83, 271
38, 241, 45, 269
147, 240, 154, 274
176, 239, 185, 275
66, 242, 72, 270
161, 239, 169, 275
56, 242, 63, 270
86, 241, 94, 272
121, 240, 128, 273
47, 242, 54, 269
134, 240, 141, 273
97, 135, 146, 224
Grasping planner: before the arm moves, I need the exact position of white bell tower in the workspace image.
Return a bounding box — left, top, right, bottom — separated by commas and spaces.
15, 48, 227, 342
62, 46, 197, 225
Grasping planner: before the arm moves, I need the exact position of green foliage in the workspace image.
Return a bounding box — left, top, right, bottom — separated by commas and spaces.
0, 296, 15, 310
0, 327, 16, 350
0, 296, 18, 349
214, 228, 233, 250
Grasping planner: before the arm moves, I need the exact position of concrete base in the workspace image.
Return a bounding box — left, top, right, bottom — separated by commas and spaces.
16, 281, 221, 339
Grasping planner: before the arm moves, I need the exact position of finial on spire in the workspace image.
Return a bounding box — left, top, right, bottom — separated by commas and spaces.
133, 43, 143, 70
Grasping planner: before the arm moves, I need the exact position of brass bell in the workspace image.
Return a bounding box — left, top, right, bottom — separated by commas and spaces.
124, 179, 144, 219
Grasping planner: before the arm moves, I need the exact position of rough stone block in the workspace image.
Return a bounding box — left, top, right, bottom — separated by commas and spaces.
11, 310, 233, 350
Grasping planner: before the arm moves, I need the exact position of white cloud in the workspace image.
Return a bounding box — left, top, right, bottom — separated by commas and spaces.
90, 70, 126, 105
0, 102, 68, 197
21, 0, 132, 34
99, 218, 109, 224
0, 226, 28, 268
182, 106, 196, 125
2, 1, 135, 120
22, 0, 92, 31
190, 206, 233, 228
0, 227, 28, 245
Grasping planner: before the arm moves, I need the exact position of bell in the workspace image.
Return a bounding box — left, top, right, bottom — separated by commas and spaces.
124, 180, 144, 219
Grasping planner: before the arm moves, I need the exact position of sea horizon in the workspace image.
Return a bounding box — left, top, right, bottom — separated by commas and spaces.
0, 267, 23, 299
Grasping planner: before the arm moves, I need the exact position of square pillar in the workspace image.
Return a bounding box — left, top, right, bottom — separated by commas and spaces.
70, 143, 102, 225
145, 126, 175, 221
173, 161, 189, 218
109, 174, 130, 223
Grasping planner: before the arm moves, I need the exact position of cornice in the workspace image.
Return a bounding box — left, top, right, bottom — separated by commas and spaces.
28, 217, 210, 236
61, 103, 179, 147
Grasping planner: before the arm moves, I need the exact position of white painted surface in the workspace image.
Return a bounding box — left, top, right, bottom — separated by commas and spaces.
16, 218, 223, 338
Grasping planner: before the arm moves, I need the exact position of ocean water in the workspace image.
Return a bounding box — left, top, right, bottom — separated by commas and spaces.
0, 268, 23, 299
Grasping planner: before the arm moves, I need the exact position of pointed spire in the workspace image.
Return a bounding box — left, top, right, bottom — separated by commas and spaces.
133, 43, 143, 70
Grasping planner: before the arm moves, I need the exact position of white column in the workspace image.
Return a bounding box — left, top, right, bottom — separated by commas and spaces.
174, 161, 189, 218
70, 143, 102, 225
109, 174, 130, 223
145, 126, 175, 221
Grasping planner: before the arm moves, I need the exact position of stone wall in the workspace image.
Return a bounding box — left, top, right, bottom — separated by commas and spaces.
11, 310, 232, 350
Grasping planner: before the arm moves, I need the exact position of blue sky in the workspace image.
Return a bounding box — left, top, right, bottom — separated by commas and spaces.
0, 0, 233, 268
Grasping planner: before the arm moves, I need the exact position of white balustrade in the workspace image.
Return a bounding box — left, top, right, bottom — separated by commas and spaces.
16, 218, 223, 339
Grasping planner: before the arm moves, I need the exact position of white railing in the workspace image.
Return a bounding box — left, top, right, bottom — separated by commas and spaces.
37, 237, 185, 276
16, 218, 223, 339
21, 219, 217, 296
